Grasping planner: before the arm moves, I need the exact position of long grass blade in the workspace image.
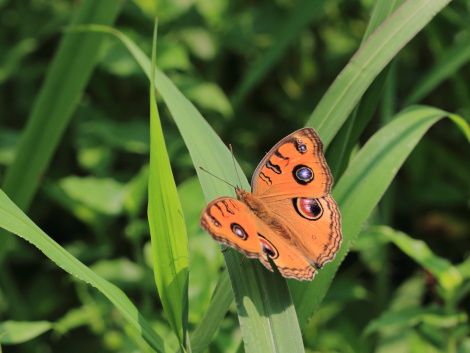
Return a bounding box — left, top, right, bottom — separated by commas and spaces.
0, 0, 122, 262
326, 0, 403, 179
406, 35, 470, 105
148, 21, 189, 346
306, 0, 452, 146
230, 0, 330, 107
291, 105, 468, 327
0, 189, 174, 352
93, 27, 305, 353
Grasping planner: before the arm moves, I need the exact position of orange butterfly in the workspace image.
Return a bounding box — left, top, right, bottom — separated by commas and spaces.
200, 128, 342, 280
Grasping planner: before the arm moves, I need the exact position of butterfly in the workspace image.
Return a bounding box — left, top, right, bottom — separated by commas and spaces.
200, 128, 342, 280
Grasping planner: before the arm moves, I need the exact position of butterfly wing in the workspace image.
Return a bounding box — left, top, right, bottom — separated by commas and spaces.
250, 127, 342, 268
200, 197, 316, 280
269, 194, 342, 268
251, 127, 332, 201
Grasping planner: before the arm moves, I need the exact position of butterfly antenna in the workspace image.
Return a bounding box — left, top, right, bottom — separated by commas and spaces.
229, 144, 243, 189
199, 167, 237, 189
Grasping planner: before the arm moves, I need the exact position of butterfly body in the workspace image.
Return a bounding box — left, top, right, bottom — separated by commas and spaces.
200, 128, 342, 281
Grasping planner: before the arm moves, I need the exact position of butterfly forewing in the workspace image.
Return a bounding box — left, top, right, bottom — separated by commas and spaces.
251, 128, 333, 201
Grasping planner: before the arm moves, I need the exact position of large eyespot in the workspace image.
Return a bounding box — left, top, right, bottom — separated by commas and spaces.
231, 223, 248, 240
295, 138, 308, 154
292, 164, 314, 185
258, 235, 279, 259
293, 198, 323, 220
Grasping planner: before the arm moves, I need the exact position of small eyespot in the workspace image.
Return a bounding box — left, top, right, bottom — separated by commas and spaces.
293, 197, 323, 220
295, 138, 308, 153
213, 219, 221, 227
231, 223, 247, 239
297, 167, 312, 180
262, 243, 276, 257
259, 236, 279, 259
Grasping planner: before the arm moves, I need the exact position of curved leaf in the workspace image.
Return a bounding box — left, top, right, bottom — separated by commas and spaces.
307, 0, 452, 146
0, 190, 174, 352
291, 105, 468, 327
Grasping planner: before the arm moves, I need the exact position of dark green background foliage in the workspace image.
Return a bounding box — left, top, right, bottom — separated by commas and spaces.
0, 0, 469, 352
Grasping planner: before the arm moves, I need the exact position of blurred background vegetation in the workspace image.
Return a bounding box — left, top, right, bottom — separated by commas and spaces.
0, 0, 469, 352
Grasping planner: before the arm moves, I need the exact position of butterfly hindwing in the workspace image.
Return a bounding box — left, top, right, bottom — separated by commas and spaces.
269, 194, 342, 267
200, 197, 316, 280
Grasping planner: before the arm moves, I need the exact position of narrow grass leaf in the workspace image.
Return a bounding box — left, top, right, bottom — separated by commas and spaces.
148, 21, 189, 346
406, 35, 470, 105
0, 321, 52, 345
326, 0, 403, 178
0, 0, 122, 263
291, 106, 464, 327
231, 0, 330, 107
383, 226, 463, 296
95, 27, 305, 353
1, 0, 121, 210
190, 271, 232, 353
0, 190, 174, 353
307, 0, 452, 146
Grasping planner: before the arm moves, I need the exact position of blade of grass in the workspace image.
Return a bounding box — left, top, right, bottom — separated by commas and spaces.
88, 26, 305, 353
190, 271, 232, 353
307, 0, 452, 146
230, 0, 330, 107
406, 34, 470, 105
148, 21, 189, 347
0, 321, 52, 345
0, 0, 122, 265
153, 54, 305, 353
0, 189, 174, 352
291, 105, 469, 328
381, 226, 463, 300
326, 0, 403, 179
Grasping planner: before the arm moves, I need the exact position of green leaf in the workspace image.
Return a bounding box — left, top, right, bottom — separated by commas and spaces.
365, 306, 467, 335
291, 106, 462, 327
92, 25, 305, 353
307, 0, 452, 146
0, 0, 122, 264
0, 189, 174, 352
0, 321, 52, 344
148, 20, 189, 346
0, 0, 121, 211
230, 0, 330, 106
383, 226, 463, 297
326, 0, 403, 179
406, 35, 470, 105
190, 271, 232, 353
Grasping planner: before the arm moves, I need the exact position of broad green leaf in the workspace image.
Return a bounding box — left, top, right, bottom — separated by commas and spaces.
0, 189, 174, 352
0, 321, 52, 344
307, 0, 452, 146
148, 20, 189, 346
90, 26, 305, 353
291, 106, 466, 328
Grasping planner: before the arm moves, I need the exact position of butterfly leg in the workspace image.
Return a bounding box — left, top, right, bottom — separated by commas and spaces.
221, 246, 228, 252
239, 256, 246, 265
